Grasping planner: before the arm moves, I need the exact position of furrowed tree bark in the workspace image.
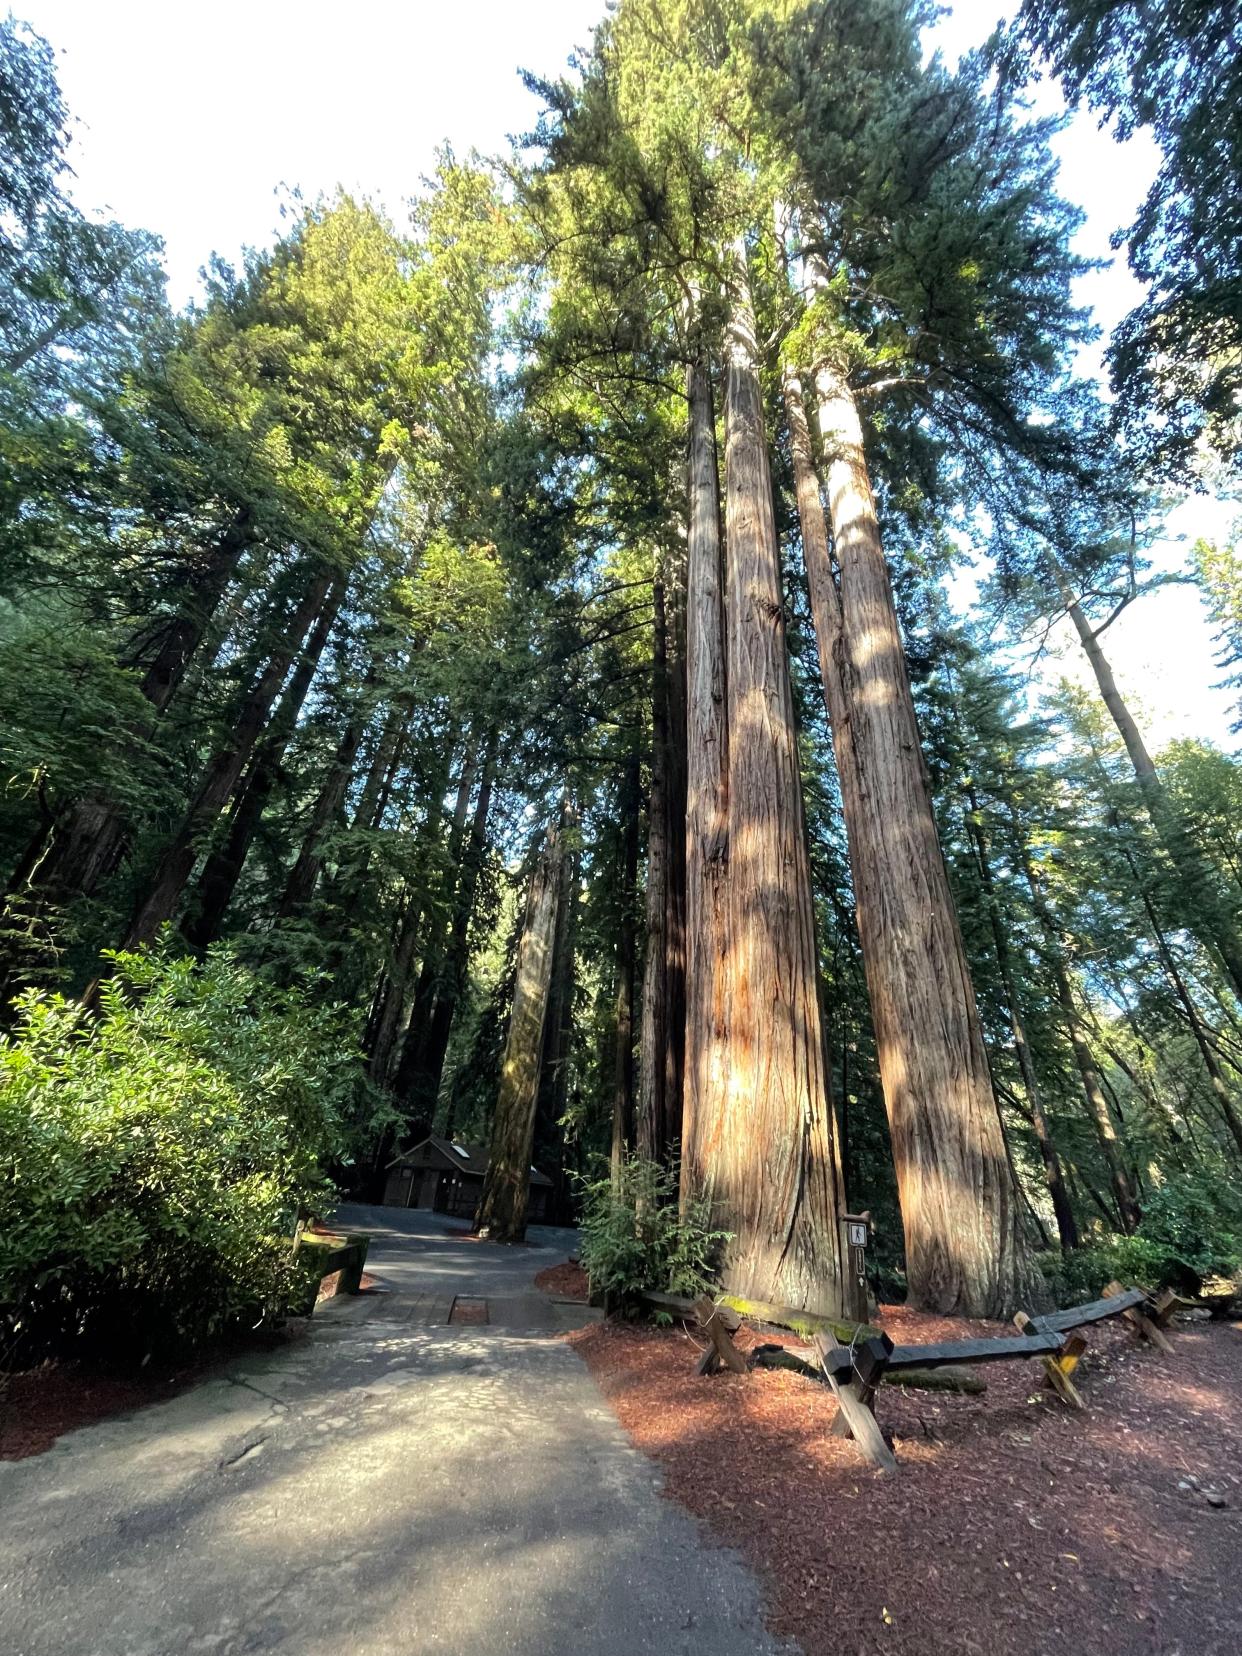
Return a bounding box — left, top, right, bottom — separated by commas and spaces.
787, 294, 1030, 1314
475, 811, 566, 1243
122, 567, 334, 950
680, 325, 730, 1214
786, 347, 1029, 1311
1058, 574, 1242, 1001
611, 744, 641, 1182
183, 577, 344, 947
698, 238, 846, 1316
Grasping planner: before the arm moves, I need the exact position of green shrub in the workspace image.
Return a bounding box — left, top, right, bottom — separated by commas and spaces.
0, 943, 356, 1360
1038, 1173, 1242, 1303
576, 1155, 730, 1308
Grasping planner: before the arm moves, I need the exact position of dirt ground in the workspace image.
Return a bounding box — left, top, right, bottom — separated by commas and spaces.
569, 1305, 1242, 1656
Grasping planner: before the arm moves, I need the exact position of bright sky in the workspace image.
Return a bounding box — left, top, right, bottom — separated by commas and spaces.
20, 0, 1238, 754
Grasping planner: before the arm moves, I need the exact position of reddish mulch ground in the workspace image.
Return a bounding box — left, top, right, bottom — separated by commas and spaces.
535, 1259, 590, 1300
569, 1307, 1242, 1656
0, 1357, 210, 1462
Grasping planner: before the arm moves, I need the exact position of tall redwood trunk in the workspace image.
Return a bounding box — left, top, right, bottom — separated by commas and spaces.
698, 239, 845, 1316
680, 327, 730, 1213
475, 812, 566, 1243
123, 568, 334, 949
784, 307, 1030, 1313
183, 579, 343, 947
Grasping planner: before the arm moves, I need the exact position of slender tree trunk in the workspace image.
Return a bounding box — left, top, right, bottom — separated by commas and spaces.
965, 799, 1078, 1250
123, 568, 334, 949
475, 811, 566, 1243
138, 508, 256, 713
392, 736, 478, 1114
399, 734, 499, 1123
637, 578, 673, 1163
784, 320, 1029, 1315
277, 699, 383, 919
1117, 839, 1242, 1159
1017, 839, 1143, 1230
1060, 577, 1242, 1000
664, 572, 688, 1163
680, 322, 730, 1214
696, 238, 845, 1316
367, 897, 424, 1090
183, 578, 344, 947
611, 745, 640, 1182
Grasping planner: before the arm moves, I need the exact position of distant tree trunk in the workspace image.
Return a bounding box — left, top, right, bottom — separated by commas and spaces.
1059, 575, 1242, 1001
1116, 835, 1242, 1160
183, 578, 344, 947
399, 733, 499, 1123
965, 798, 1078, 1251
611, 745, 641, 1182
475, 811, 566, 1243
680, 322, 730, 1214
123, 568, 334, 950
277, 725, 362, 919
1017, 836, 1143, 1231
366, 896, 424, 1090
638, 578, 674, 1164
536, 821, 579, 1211
392, 736, 480, 1115
787, 292, 1030, 1315
664, 565, 688, 1163
3, 511, 258, 926
136, 507, 256, 713
696, 238, 845, 1316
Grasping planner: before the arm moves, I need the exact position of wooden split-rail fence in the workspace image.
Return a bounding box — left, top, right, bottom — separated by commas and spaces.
641, 1280, 1181, 1475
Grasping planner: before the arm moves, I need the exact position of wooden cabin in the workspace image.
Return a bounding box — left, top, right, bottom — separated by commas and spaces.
381, 1136, 553, 1224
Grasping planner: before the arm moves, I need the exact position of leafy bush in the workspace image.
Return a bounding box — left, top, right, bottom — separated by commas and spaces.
576, 1155, 730, 1308
1039, 1173, 1242, 1303
0, 944, 355, 1360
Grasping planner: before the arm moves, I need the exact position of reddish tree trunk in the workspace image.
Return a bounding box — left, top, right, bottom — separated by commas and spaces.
700, 240, 846, 1316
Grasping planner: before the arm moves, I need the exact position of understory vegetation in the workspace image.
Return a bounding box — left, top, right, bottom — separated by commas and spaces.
2, 0, 1241, 1352
0, 948, 354, 1359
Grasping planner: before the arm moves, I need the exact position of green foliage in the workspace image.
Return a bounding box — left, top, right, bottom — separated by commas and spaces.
0, 944, 354, 1359
1011, 0, 1242, 465
1041, 1173, 1242, 1301
576, 1156, 730, 1306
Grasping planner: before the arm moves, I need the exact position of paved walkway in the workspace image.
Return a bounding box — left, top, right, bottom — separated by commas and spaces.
0, 1206, 790, 1656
